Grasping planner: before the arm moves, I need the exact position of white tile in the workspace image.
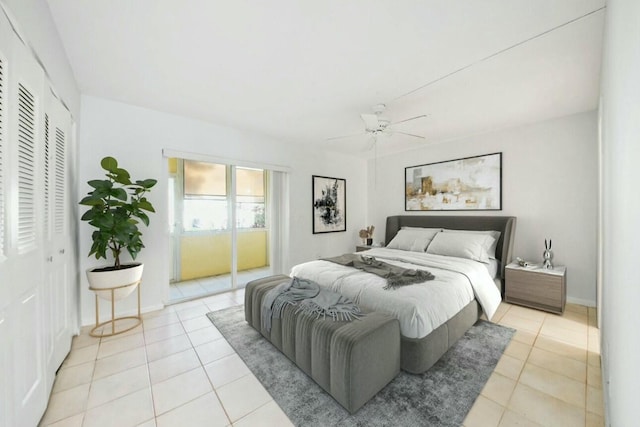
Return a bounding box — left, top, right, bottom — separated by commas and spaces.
181, 315, 214, 332
155, 392, 229, 427
508, 383, 584, 426
216, 374, 271, 422
169, 286, 183, 301
98, 323, 143, 343
83, 388, 155, 427
187, 326, 223, 347
97, 333, 145, 359
194, 338, 236, 365
148, 348, 202, 384
93, 347, 147, 380
170, 299, 206, 312
205, 298, 238, 312
136, 420, 156, 427
464, 395, 504, 427
176, 304, 212, 321
201, 292, 234, 304
52, 361, 95, 393
71, 332, 100, 350
198, 277, 229, 291
142, 312, 180, 330
62, 343, 99, 368
204, 354, 251, 388
176, 282, 207, 298
234, 400, 293, 427
45, 413, 84, 427
87, 365, 150, 409
519, 363, 585, 408
143, 322, 185, 344
145, 334, 193, 362
152, 367, 213, 415
142, 306, 175, 319
40, 383, 90, 425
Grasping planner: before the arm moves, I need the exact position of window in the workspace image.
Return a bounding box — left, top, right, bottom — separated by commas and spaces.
236, 167, 265, 229
180, 160, 266, 232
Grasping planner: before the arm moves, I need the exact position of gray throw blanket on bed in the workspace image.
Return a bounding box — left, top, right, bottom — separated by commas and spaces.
261, 276, 361, 332
322, 253, 435, 290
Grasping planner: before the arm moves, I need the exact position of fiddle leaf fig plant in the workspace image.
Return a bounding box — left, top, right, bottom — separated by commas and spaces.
80, 156, 157, 269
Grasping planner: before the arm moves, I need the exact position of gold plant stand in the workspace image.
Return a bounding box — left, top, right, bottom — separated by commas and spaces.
89, 280, 142, 337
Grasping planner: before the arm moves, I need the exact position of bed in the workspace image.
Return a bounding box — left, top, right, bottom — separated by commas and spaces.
291, 215, 516, 373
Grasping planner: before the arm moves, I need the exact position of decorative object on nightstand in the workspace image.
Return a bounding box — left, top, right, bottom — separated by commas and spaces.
542, 239, 553, 269
359, 225, 375, 245
505, 263, 566, 314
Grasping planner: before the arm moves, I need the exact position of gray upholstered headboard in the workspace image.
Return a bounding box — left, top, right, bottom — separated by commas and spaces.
385, 215, 517, 281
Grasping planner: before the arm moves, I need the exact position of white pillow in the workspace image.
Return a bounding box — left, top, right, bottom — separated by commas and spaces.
387, 229, 440, 252
426, 232, 496, 263
443, 229, 501, 259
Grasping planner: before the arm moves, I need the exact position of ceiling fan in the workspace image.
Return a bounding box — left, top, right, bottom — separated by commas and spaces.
327, 104, 428, 149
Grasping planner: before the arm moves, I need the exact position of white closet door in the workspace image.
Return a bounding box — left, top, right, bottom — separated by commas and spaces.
45, 92, 72, 377
0, 15, 11, 427
0, 8, 76, 427
4, 15, 47, 427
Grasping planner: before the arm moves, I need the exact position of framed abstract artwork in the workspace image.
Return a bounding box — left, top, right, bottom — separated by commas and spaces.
405, 152, 502, 211
312, 175, 346, 233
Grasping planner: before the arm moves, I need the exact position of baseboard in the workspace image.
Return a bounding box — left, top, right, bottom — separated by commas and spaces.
567, 296, 596, 308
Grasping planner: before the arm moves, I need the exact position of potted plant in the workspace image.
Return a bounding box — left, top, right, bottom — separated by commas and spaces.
80, 156, 157, 300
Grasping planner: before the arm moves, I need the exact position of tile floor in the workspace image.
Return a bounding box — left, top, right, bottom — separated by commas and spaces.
169, 267, 272, 303
39, 295, 603, 427
464, 302, 603, 427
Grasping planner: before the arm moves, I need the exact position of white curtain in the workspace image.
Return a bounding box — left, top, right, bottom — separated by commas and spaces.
269, 170, 290, 275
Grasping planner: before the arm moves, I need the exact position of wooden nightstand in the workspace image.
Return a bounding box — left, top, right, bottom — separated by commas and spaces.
505, 263, 566, 314
355, 245, 373, 252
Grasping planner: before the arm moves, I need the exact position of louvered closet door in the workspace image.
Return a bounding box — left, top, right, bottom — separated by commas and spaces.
42, 90, 72, 380
5, 17, 47, 427
0, 14, 10, 427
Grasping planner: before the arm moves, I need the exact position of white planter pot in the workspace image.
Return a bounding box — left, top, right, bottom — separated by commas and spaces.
87, 263, 144, 301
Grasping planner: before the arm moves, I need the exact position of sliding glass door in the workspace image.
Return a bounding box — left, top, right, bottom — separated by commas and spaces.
168, 157, 273, 302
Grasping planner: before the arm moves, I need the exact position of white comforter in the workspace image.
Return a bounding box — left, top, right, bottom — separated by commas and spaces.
290, 248, 502, 339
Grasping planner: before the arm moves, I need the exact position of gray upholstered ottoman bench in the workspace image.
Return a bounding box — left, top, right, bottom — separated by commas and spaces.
245, 275, 400, 414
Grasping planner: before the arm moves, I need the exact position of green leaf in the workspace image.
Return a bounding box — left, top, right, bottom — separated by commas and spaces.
113, 168, 132, 185
111, 188, 128, 201
101, 157, 118, 172
79, 196, 104, 206
137, 211, 150, 226
136, 179, 157, 189
88, 179, 113, 190
80, 210, 96, 221
137, 199, 155, 213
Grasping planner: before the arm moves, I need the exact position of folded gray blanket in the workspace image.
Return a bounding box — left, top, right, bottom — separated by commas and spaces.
261, 276, 361, 332
297, 289, 362, 322
322, 253, 435, 289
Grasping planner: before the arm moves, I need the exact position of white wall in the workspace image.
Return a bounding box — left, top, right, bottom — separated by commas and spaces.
78, 95, 367, 325
599, 0, 640, 424
367, 111, 598, 305
2, 0, 80, 117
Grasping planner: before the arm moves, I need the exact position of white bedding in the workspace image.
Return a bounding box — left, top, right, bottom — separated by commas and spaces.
290, 247, 502, 339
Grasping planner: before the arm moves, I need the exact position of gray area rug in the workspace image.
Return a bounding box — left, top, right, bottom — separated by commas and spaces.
207, 306, 514, 427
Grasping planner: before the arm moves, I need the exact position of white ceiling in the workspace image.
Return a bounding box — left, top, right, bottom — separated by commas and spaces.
46, 0, 605, 157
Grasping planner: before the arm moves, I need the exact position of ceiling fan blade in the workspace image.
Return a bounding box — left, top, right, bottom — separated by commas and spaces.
360, 113, 379, 131
325, 132, 366, 141
389, 114, 428, 126
388, 130, 426, 140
